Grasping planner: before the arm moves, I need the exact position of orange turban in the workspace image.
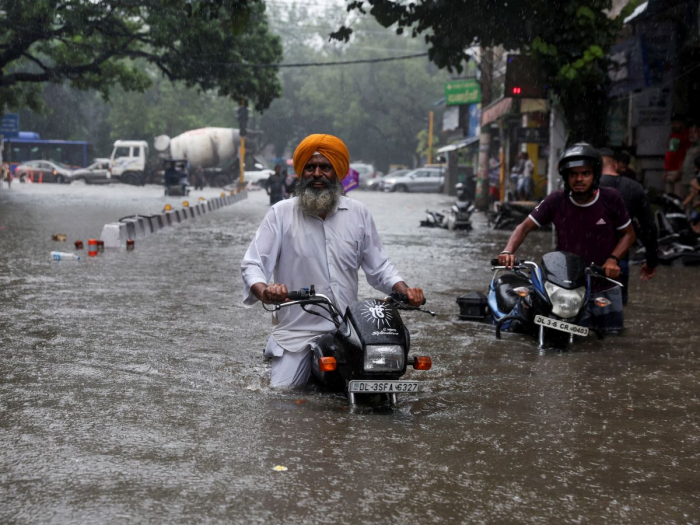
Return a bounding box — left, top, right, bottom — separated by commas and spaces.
293, 134, 350, 181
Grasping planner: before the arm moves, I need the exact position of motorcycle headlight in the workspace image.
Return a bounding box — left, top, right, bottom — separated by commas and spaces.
544, 283, 586, 319
364, 345, 404, 372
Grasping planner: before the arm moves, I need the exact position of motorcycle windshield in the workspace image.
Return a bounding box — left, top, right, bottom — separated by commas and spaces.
540, 251, 586, 289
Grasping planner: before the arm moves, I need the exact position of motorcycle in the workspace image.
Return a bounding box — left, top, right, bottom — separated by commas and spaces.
420, 183, 475, 230
486, 200, 539, 230
458, 251, 623, 350
264, 286, 435, 406
645, 193, 700, 266
163, 159, 190, 197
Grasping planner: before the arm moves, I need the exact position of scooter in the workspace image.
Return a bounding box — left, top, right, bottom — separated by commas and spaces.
458, 251, 623, 350
420, 183, 474, 230
444, 183, 475, 230
487, 200, 540, 230
649, 193, 700, 265
264, 286, 435, 406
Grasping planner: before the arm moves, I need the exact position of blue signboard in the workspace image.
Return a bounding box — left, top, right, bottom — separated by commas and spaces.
1, 113, 19, 138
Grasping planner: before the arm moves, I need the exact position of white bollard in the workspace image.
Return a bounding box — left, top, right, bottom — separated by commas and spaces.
100, 222, 128, 248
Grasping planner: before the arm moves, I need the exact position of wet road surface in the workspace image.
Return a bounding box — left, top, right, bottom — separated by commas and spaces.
1, 183, 699, 523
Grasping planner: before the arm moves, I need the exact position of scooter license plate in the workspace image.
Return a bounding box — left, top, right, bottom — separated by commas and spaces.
348, 381, 420, 393
534, 315, 589, 336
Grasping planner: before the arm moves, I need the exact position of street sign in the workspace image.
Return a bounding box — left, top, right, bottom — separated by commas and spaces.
445, 79, 481, 106
516, 127, 549, 144
0, 113, 19, 138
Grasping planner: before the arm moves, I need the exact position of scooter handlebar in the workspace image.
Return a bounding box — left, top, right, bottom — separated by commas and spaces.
287, 286, 313, 301
491, 258, 523, 267
587, 264, 624, 287
389, 292, 426, 306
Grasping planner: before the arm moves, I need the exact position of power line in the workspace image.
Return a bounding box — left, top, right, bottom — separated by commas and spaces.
194, 52, 428, 68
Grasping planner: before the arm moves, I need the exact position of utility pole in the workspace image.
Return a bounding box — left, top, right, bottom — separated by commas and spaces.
238, 100, 248, 191
427, 111, 434, 165
475, 47, 494, 210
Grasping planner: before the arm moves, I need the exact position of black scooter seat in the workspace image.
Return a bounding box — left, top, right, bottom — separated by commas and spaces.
494, 273, 532, 314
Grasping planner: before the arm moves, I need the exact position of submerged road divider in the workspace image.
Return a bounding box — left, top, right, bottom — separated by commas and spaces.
99, 190, 247, 248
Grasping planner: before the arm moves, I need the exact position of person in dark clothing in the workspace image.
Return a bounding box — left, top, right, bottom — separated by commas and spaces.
283, 168, 298, 198
193, 166, 205, 190
614, 150, 637, 181
599, 149, 658, 305
267, 165, 285, 206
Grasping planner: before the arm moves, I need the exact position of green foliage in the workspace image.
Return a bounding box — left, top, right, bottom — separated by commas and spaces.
0, 0, 282, 113
258, 6, 452, 170
415, 128, 441, 161
339, 0, 637, 144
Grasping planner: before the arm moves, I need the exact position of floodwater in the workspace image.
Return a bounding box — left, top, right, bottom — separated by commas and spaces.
1, 182, 698, 523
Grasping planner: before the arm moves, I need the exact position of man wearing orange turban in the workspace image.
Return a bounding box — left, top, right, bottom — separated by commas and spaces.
241, 133, 425, 388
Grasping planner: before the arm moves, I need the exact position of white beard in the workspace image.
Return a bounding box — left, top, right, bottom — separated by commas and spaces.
295, 176, 342, 216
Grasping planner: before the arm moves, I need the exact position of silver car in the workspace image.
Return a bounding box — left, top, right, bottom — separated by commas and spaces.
367, 169, 410, 191
382, 168, 444, 193
69, 159, 112, 184
14, 160, 75, 183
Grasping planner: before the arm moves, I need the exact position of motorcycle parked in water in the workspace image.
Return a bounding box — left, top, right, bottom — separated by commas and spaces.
458, 251, 623, 349
264, 286, 435, 406
420, 183, 475, 230
487, 200, 540, 230
640, 193, 700, 266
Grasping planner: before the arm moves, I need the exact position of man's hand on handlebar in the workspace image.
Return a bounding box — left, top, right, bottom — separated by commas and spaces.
254, 283, 289, 304
602, 258, 621, 279
391, 281, 425, 307
498, 252, 517, 268
405, 288, 425, 307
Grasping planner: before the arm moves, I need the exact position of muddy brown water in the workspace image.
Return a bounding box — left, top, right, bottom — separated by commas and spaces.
1, 183, 698, 523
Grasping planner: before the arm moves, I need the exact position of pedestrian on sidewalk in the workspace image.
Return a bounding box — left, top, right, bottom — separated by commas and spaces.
663, 114, 691, 197
517, 153, 534, 200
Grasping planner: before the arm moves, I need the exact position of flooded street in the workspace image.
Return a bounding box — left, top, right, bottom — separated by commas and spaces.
1, 183, 699, 523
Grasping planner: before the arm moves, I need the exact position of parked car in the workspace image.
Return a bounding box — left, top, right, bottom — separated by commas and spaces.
69, 159, 112, 184
367, 169, 411, 191
382, 167, 445, 193
350, 162, 377, 190
14, 160, 74, 183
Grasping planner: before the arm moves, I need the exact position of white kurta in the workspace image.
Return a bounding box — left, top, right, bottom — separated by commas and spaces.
241, 196, 403, 355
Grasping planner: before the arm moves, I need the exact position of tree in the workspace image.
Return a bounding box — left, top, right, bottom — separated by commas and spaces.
333, 0, 640, 144
258, 5, 452, 170
0, 0, 282, 113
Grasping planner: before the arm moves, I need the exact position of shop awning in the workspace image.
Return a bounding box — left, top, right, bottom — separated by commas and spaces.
437, 135, 480, 153
481, 97, 513, 126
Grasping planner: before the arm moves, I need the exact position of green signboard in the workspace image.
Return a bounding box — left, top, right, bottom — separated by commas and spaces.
445, 79, 481, 106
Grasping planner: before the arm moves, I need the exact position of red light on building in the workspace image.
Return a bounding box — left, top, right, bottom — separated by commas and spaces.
512, 87, 522, 94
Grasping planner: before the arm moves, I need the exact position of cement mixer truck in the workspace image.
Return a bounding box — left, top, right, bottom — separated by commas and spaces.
109, 127, 270, 187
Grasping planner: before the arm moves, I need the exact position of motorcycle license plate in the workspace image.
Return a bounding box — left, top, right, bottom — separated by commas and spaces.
534, 315, 589, 336
348, 381, 419, 393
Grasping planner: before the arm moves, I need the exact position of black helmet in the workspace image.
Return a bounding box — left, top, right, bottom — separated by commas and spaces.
558, 143, 602, 190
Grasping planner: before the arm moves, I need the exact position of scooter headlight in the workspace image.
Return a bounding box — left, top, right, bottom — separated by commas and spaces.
544, 283, 586, 319
364, 345, 404, 372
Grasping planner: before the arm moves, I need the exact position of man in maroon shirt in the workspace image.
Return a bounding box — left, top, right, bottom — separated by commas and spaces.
498, 144, 636, 333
